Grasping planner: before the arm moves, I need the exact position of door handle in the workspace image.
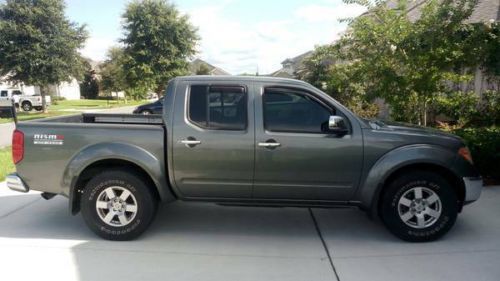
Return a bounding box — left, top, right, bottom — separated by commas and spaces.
258, 140, 281, 148
180, 138, 201, 147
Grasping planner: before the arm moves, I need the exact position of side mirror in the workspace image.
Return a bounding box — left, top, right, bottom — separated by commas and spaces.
328, 115, 348, 134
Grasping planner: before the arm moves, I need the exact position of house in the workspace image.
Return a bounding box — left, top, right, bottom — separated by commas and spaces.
269, 51, 313, 79
189, 58, 231, 76
1, 74, 81, 100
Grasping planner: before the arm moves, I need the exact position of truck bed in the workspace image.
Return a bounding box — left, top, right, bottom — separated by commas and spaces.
33, 113, 164, 125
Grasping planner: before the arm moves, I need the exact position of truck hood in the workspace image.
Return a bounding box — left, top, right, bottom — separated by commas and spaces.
367, 119, 463, 145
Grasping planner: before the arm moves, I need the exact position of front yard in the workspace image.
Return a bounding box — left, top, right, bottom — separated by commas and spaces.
0, 147, 14, 182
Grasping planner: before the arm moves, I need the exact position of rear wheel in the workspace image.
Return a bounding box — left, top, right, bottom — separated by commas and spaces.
81, 169, 158, 240
380, 171, 458, 242
34, 106, 43, 111
21, 101, 32, 112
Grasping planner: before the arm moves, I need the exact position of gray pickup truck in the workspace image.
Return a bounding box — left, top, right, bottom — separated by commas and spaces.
7, 76, 482, 241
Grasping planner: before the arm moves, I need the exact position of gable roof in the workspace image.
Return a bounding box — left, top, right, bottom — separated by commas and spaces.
189, 58, 231, 76
383, 0, 500, 23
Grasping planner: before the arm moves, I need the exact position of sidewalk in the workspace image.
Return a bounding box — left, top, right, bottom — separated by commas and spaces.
0, 180, 499, 281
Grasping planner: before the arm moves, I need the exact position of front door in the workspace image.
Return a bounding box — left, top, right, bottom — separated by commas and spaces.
253, 86, 363, 201
172, 83, 254, 199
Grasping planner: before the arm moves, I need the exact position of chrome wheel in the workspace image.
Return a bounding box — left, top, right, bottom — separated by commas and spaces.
95, 186, 138, 227
398, 187, 442, 229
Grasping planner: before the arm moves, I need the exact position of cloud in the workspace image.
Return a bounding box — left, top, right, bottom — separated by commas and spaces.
184, 3, 351, 75
79, 36, 118, 61
295, 2, 367, 23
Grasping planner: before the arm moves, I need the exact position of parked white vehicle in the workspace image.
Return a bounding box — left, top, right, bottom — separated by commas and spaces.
0, 89, 51, 111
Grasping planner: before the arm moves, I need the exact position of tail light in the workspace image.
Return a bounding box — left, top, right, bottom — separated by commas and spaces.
12, 129, 24, 164
458, 146, 473, 164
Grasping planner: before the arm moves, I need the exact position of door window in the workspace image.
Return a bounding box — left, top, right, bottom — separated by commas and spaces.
0, 91, 7, 97
188, 85, 247, 130
263, 88, 332, 134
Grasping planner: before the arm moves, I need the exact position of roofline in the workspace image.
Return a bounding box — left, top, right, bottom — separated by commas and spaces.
173, 75, 310, 85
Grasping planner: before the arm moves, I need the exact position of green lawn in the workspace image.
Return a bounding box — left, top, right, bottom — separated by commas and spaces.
0, 147, 15, 182
0, 99, 148, 124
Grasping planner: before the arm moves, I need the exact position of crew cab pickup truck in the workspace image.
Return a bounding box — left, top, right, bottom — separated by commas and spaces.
7, 76, 483, 241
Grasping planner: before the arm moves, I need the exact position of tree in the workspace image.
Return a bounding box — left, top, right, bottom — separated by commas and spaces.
195, 63, 211, 75
0, 0, 88, 112
100, 47, 127, 96
122, 0, 199, 94
80, 60, 99, 99
301, 0, 489, 125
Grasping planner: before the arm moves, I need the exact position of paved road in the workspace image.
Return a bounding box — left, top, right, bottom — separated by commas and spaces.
0, 181, 499, 281
0, 105, 137, 148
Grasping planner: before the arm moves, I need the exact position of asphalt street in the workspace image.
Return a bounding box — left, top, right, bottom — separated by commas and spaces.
0, 181, 499, 281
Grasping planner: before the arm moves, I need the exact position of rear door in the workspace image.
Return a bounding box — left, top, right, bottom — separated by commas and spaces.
171, 81, 255, 198
253, 85, 363, 201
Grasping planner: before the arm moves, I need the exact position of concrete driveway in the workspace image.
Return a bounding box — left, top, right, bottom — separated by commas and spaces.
0, 182, 499, 281
0, 106, 136, 148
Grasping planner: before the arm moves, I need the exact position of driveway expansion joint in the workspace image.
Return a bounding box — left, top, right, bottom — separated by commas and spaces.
309, 208, 340, 281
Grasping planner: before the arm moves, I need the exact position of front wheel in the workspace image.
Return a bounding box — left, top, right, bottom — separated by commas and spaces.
380, 171, 458, 242
81, 169, 158, 240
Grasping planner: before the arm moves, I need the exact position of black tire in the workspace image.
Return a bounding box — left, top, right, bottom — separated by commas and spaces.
380, 170, 458, 242
34, 106, 43, 111
81, 169, 158, 241
21, 101, 32, 112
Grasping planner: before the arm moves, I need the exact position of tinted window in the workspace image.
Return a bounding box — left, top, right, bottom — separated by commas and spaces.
0, 91, 7, 97
12, 90, 21, 96
189, 85, 246, 130
263, 89, 332, 133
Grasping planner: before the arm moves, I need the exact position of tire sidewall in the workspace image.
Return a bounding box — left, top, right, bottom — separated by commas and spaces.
381, 171, 458, 242
81, 171, 156, 240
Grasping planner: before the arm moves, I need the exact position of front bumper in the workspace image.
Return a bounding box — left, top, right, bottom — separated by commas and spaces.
6, 173, 29, 193
464, 176, 483, 203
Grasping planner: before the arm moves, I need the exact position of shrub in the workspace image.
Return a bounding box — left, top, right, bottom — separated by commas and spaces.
453, 127, 500, 179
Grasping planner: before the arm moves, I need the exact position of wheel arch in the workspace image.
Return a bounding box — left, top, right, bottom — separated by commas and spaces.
64, 142, 176, 215
357, 144, 465, 218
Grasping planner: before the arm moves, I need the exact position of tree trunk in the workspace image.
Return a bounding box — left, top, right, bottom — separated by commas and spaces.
423, 100, 427, 127
41, 86, 48, 113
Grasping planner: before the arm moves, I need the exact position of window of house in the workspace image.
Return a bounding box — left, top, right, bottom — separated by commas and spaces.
263, 88, 333, 133
188, 85, 247, 130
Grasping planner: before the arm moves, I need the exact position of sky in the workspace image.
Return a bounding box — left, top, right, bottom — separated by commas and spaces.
66, 0, 366, 75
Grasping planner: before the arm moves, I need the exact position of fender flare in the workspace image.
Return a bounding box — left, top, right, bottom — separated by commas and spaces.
62, 142, 175, 213
356, 144, 459, 216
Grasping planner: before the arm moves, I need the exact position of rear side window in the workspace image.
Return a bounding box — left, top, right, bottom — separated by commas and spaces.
188, 85, 247, 130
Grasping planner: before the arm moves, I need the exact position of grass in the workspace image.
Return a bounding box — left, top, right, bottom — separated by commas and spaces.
0, 99, 149, 124
0, 147, 15, 182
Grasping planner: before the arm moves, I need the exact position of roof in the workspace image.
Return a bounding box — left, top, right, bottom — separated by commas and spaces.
467, 0, 500, 23
383, 0, 500, 23
280, 51, 313, 65
189, 58, 231, 76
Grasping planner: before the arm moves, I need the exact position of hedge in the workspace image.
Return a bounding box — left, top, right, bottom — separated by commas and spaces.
453, 127, 500, 179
